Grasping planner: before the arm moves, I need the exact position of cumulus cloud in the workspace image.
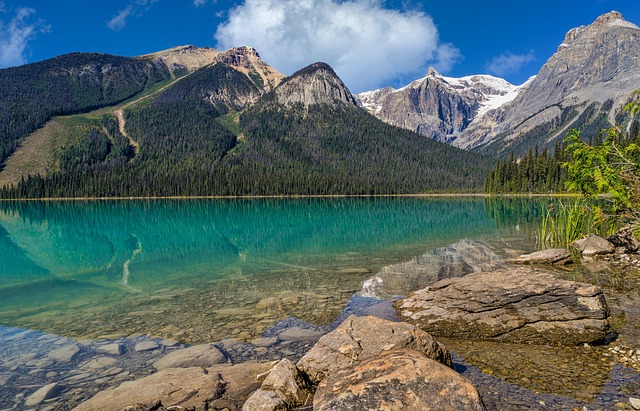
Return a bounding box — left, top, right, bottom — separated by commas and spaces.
108, 0, 158, 32
486, 50, 536, 77
214, 0, 460, 92
0, 5, 48, 68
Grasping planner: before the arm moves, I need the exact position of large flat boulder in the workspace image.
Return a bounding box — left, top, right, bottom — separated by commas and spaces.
508, 248, 572, 265
395, 267, 611, 345
74, 362, 272, 411
296, 315, 450, 384
313, 349, 486, 411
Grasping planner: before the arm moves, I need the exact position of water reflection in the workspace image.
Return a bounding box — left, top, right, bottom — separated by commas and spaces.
0, 197, 541, 339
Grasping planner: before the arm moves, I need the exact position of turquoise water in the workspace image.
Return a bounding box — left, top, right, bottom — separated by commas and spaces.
0, 197, 541, 342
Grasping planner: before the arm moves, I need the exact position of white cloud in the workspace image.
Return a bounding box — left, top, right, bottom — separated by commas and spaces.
0, 6, 48, 68
193, 0, 207, 6
214, 0, 460, 92
108, 0, 158, 32
486, 50, 536, 77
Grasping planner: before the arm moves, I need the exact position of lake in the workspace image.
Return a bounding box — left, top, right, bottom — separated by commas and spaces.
0, 197, 538, 343
3, 197, 639, 410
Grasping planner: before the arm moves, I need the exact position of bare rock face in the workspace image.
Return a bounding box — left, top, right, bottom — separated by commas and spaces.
357, 68, 522, 144
458, 11, 640, 153
508, 248, 573, 265
296, 315, 451, 384
313, 349, 486, 411
214, 46, 285, 91
395, 267, 611, 345
275, 62, 358, 108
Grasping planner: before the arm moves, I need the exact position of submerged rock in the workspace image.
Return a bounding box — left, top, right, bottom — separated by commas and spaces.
313, 349, 486, 411
508, 248, 573, 265
395, 267, 611, 345
153, 343, 227, 370
25, 382, 62, 407
296, 315, 451, 384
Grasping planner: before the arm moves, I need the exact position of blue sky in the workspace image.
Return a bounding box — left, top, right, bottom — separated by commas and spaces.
1, 0, 639, 92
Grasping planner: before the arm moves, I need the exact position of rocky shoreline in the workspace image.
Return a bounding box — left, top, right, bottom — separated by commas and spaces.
3, 232, 640, 411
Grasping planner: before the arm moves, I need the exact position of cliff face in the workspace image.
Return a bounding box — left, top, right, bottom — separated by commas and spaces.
214, 46, 285, 92
357, 68, 522, 144
457, 11, 640, 154
358, 11, 640, 155
274, 62, 359, 107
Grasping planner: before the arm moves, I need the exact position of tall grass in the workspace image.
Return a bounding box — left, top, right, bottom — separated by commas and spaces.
536, 199, 616, 249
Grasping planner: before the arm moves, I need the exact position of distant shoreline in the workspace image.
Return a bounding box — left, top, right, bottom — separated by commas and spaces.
0, 193, 580, 201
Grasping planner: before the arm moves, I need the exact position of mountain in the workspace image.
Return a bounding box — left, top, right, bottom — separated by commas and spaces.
0, 53, 491, 198
358, 11, 640, 156
357, 68, 526, 144
459, 11, 640, 154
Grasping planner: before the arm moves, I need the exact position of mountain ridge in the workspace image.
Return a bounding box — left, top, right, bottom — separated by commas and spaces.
358, 10, 640, 155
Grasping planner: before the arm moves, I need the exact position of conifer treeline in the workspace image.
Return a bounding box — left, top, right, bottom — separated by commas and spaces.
484, 142, 568, 193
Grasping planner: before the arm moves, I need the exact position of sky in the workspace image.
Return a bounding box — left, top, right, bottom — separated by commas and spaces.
1, 0, 640, 93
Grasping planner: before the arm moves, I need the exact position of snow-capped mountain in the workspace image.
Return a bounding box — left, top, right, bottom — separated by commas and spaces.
360, 11, 640, 155
356, 68, 530, 144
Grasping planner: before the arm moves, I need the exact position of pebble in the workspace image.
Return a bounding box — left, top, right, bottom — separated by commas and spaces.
630, 397, 640, 410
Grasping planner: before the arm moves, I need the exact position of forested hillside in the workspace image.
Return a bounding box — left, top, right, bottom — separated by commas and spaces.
0, 61, 492, 198
0, 53, 171, 168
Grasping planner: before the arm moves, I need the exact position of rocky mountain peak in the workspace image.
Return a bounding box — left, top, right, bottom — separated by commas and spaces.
214, 46, 285, 91
141, 45, 220, 74
455, 11, 640, 153
593, 10, 624, 26
274, 62, 358, 107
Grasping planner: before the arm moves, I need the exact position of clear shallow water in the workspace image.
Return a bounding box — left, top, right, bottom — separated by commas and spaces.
1, 197, 640, 410
0, 197, 538, 342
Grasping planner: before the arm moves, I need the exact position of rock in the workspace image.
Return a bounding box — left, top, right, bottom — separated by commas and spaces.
508, 248, 573, 265
48, 344, 82, 362
608, 226, 640, 253
313, 349, 486, 411
277, 327, 324, 342
252, 337, 278, 348
73, 367, 220, 411
260, 359, 312, 407
74, 362, 272, 411
630, 397, 640, 410
25, 383, 62, 407
242, 389, 286, 411
96, 343, 125, 356
395, 267, 611, 345
134, 341, 160, 352
571, 235, 615, 256
153, 343, 227, 370
297, 315, 451, 384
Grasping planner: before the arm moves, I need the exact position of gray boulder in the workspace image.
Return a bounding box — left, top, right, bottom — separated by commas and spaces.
508, 248, 573, 265
571, 235, 615, 256
395, 267, 610, 345
313, 349, 486, 411
296, 315, 451, 384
